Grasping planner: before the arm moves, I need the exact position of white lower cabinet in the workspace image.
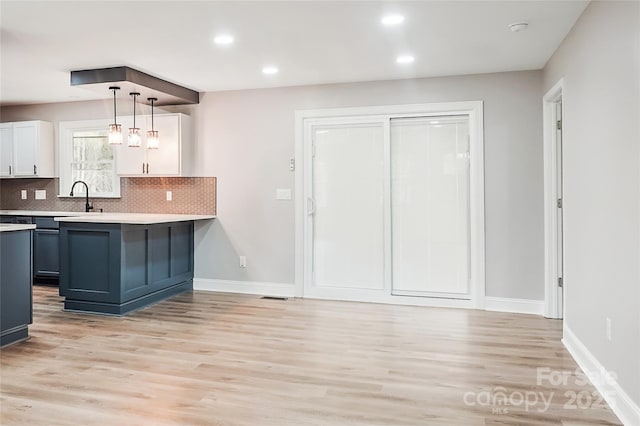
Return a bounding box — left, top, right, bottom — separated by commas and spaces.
0, 121, 54, 178
116, 113, 191, 176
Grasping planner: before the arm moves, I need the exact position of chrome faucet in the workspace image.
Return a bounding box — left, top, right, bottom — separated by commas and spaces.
70, 180, 94, 212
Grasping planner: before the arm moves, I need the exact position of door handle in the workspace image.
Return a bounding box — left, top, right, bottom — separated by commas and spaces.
307, 197, 316, 216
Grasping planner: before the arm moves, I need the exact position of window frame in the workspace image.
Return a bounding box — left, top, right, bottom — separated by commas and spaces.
58, 119, 121, 198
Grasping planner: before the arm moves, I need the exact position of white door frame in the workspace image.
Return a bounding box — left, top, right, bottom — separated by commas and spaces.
543, 79, 564, 319
294, 101, 485, 309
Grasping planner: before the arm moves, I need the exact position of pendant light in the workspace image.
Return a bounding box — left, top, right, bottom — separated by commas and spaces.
146, 97, 159, 149
128, 92, 142, 147
108, 86, 122, 144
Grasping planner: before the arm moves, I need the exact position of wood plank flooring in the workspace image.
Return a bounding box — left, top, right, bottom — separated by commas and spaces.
1, 286, 621, 425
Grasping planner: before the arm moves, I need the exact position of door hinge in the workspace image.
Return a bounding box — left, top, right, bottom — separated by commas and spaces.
558, 277, 563, 288
557, 198, 563, 208
556, 120, 562, 130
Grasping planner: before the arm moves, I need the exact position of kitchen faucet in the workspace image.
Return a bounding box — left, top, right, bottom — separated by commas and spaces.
69, 180, 94, 212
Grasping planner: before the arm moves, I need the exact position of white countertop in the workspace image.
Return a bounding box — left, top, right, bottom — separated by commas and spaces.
54, 213, 216, 225
0, 210, 89, 217
0, 224, 37, 232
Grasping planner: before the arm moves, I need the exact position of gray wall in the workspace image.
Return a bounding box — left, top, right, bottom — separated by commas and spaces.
543, 1, 640, 405
1, 70, 545, 301
188, 70, 544, 300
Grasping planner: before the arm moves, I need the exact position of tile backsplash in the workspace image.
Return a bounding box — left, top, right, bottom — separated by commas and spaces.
0, 177, 216, 215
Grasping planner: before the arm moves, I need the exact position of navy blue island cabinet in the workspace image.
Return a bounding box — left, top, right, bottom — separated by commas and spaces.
1, 224, 35, 347
59, 219, 197, 315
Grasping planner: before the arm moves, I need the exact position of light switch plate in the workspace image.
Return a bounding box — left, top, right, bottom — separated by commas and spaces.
35, 190, 46, 200
166, 191, 172, 201
21, 190, 27, 200
276, 188, 292, 200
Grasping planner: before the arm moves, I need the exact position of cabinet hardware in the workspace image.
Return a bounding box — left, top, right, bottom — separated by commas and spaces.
8, 165, 11, 175
146, 163, 149, 174
142, 163, 145, 174
34, 164, 37, 175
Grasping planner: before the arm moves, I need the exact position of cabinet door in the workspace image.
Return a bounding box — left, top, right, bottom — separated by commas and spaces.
1, 230, 32, 335
115, 116, 147, 175
34, 229, 60, 278
146, 115, 180, 175
13, 122, 39, 176
0, 125, 13, 177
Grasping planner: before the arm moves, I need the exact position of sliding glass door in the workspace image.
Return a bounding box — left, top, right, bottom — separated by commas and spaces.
303, 111, 475, 303
311, 123, 386, 292
390, 117, 470, 298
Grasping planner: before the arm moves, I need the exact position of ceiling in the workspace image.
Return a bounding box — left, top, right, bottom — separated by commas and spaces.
0, 1, 589, 106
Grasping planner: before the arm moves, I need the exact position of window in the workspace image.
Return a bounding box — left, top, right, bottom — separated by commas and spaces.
59, 120, 120, 198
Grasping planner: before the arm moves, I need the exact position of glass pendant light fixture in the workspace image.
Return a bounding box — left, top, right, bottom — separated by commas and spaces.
146, 97, 159, 149
108, 86, 123, 144
128, 92, 142, 147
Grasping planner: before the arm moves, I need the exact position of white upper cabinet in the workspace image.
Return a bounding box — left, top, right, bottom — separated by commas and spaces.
115, 113, 191, 176
0, 121, 54, 178
0, 125, 13, 177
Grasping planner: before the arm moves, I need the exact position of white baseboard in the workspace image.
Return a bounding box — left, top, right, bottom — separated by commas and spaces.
484, 296, 544, 315
193, 278, 296, 298
563, 324, 640, 426
194, 281, 544, 315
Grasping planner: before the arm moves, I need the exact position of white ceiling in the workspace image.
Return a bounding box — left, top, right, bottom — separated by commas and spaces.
0, 1, 588, 106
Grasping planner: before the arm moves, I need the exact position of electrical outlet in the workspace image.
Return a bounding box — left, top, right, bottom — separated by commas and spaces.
239, 256, 247, 268
166, 191, 172, 201
35, 190, 46, 200
606, 318, 612, 341
21, 190, 27, 200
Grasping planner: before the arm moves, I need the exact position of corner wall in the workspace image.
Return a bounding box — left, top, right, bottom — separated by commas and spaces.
543, 0, 640, 412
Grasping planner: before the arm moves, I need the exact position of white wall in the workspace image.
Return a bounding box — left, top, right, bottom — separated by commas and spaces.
188, 71, 544, 300
543, 0, 640, 407
1, 70, 545, 302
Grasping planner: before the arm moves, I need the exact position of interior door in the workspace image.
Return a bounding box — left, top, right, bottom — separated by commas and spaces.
390, 116, 471, 298
306, 121, 386, 299
556, 101, 564, 317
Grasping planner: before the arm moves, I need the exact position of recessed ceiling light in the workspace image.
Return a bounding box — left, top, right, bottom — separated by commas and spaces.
396, 55, 415, 64
262, 66, 279, 75
508, 22, 529, 32
213, 34, 234, 45
381, 14, 405, 26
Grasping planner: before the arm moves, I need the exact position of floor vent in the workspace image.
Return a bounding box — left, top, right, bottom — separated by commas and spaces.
261, 296, 288, 301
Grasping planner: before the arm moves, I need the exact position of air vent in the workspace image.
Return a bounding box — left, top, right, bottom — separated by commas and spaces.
261, 296, 289, 301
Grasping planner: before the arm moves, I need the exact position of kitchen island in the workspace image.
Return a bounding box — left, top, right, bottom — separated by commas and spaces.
1, 223, 36, 346
56, 213, 215, 315
1, 210, 97, 287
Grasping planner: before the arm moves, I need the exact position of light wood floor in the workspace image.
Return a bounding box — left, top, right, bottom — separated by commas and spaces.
1, 286, 621, 426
